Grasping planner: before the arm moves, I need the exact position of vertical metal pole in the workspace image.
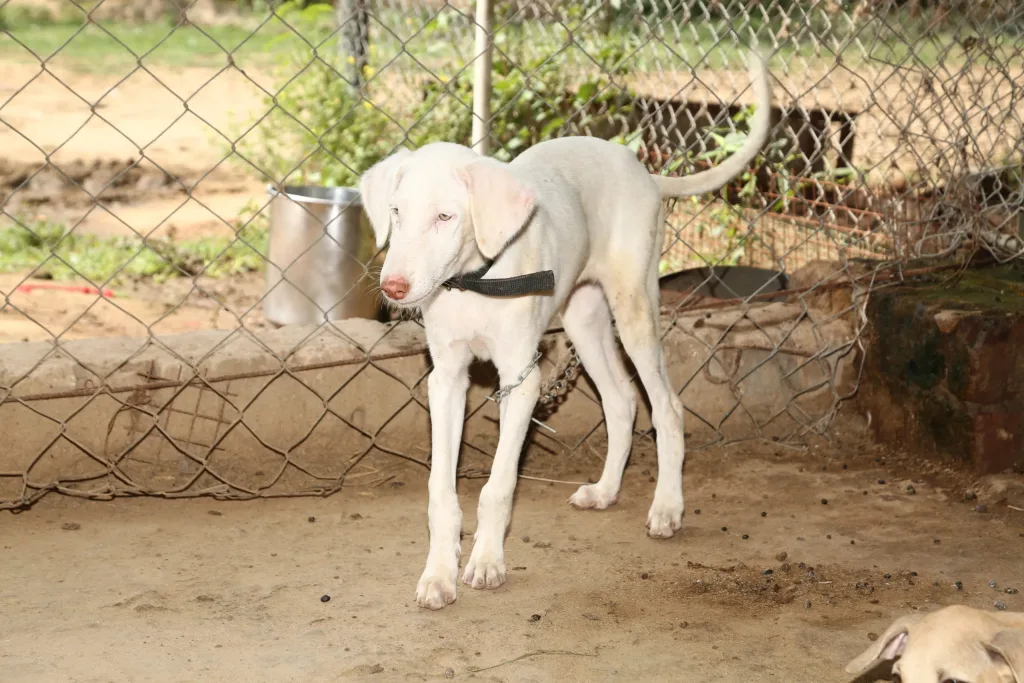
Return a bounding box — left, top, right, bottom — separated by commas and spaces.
337, 0, 369, 88
471, 0, 494, 156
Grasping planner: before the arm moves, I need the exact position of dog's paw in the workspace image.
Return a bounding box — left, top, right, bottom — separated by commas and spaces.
461, 551, 507, 590
646, 497, 683, 539
415, 569, 458, 610
568, 483, 618, 510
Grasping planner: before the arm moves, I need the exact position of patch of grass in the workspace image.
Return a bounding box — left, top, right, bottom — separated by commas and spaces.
0, 218, 268, 284
0, 8, 325, 70
0, 2, 986, 76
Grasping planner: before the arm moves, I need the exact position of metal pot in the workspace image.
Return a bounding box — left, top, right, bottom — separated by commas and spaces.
263, 185, 382, 327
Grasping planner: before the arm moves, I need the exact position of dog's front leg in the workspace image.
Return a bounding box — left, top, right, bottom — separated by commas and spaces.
463, 355, 541, 590
415, 347, 472, 610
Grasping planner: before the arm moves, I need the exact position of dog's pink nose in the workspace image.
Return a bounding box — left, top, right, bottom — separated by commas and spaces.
381, 275, 410, 300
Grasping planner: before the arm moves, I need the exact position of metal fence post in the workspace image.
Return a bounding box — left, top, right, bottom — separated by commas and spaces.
336, 0, 369, 87
471, 0, 494, 156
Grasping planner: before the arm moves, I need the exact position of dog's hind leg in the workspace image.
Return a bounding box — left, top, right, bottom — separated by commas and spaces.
561, 283, 638, 511
604, 209, 687, 539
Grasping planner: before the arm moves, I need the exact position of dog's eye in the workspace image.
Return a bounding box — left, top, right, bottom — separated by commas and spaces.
438, 213, 452, 222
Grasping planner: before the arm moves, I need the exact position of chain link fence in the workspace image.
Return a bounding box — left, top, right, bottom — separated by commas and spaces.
1, 0, 1022, 509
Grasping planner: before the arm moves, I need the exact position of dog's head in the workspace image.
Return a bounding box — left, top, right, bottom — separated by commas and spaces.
359, 142, 535, 307
845, 606, 1024, 683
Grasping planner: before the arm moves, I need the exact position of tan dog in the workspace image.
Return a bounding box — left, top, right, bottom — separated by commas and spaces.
846, 605, 1024, 683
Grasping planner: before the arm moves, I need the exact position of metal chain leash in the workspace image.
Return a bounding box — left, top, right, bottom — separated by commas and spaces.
484, 343, 583, 433
489, 349, 543, 403
537, 342, 582, 411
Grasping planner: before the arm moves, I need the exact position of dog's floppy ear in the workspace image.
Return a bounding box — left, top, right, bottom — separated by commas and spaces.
458, 157, 535, 260
359, 148, 412, 248
986, 629, 1024, 682
845, 613, 925, 676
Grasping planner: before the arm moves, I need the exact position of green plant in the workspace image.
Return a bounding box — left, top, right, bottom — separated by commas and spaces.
418, 37, 633, 162
0, 218, 268, 284
235, 4, 637, 186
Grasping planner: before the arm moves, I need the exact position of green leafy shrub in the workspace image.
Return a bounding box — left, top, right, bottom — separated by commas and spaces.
235, 4, 636, 186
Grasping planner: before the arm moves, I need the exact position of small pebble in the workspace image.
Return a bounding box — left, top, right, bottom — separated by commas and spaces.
905, 485, 916, 495
878, 479, 886, 485
522, 535, 531, 543
762, 569, 773, 576
721, 527, 728, 532
350, 513, 363, 520
61, 522, 81, 531
742, 535, 749, 540
990, 580, 998, 589
444, 668, 455, 679
867, 632, 879, 641
761, 512, 767, 517
821, 499, 828, 505
975, 504, 988, 513
781, 563, 791, 572
883, 573, 891, 580
776, 552, 788, 562
842, 464, 848, 470
850, 540, 855, 545
320, 595, 331, 603
804, 599, 812, 609
954, 580, 963, 591
680, 621, 689, 628
529, 614, 541, 622
1006, 587, 1019, 595
207, 510, 223, 516
965, 491, 977, 501
307, 516, 316, 523
995, 601, 1008, 611
911, 571, 918, 576
641, 572, 650, 580
933, 538, 941, 544
826, 534, 832, 539
694, 509, 701, 515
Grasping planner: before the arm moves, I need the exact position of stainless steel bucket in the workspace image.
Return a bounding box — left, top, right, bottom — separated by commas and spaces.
263, 185, 381, 327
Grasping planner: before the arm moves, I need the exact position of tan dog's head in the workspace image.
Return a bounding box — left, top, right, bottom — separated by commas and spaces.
845, 605, 1024, 683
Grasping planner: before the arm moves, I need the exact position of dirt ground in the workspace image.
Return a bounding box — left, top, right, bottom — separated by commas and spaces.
3, 435, 1023, 683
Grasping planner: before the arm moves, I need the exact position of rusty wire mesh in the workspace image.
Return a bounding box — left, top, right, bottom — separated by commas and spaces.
1, 0, 1022, 509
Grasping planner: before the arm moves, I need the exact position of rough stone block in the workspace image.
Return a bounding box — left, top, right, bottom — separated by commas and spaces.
859, 267, 1024, 474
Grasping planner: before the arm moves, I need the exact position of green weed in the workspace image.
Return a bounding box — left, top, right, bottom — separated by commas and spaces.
0, 218, 268, 284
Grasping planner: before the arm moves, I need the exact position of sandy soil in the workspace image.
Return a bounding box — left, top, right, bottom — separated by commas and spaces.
3, 438, 1023, 682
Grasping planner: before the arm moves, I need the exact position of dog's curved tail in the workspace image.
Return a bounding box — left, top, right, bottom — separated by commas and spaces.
653, 49, 773, 199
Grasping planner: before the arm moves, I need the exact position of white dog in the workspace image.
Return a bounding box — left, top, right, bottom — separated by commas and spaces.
359, 51, 772, 610
846, 605, 1024, 682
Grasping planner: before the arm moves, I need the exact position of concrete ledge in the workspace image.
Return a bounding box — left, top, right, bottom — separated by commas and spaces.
0, 303, 858, 507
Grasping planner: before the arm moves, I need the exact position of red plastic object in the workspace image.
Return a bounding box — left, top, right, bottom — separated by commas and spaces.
16, 283, 116, 298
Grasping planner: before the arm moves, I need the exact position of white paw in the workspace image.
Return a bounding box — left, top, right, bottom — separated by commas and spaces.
415, 568, 458, 610
461, 550, 507, 590
568, 483, 619, 510
646, 496, 683, 539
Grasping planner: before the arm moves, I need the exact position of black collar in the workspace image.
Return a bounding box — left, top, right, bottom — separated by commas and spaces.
441, 261, 555, 297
